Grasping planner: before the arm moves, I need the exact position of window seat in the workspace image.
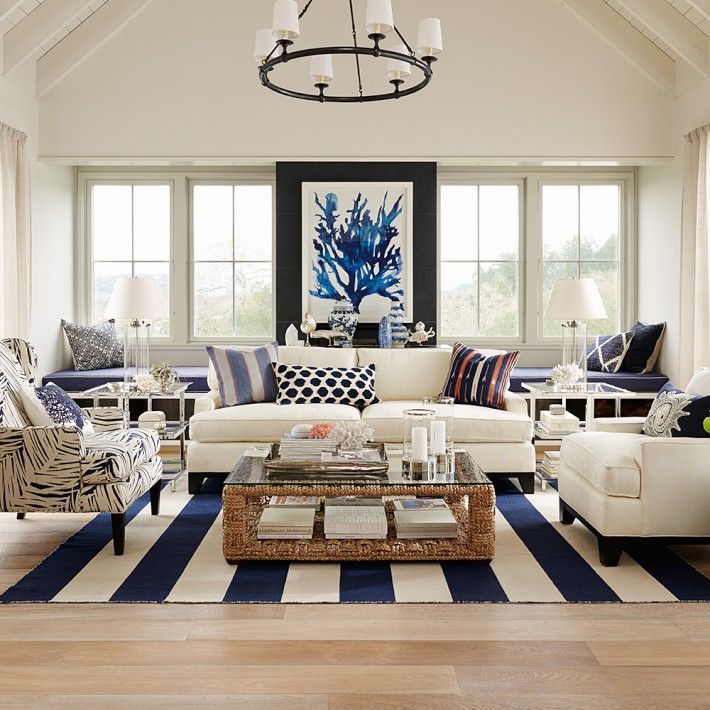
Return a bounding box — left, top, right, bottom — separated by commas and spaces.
508, 368, 668, 394
42, 367, 210, 394
43, 364, 668, 397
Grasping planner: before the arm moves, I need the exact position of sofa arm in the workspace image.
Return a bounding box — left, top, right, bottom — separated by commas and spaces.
82, 406, 125, 432
504, 391, 528, 415
591, 417, 645, 434
194, 390, 221, 413
0, 426, 85, 510
638, 437, 710, 536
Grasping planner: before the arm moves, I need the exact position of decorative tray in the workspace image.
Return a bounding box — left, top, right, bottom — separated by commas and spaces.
264, 442, 389, 480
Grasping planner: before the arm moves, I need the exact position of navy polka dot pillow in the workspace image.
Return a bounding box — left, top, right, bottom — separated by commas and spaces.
273, 363, 379, 408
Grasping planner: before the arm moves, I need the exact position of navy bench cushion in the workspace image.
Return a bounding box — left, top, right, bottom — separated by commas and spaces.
508, 367, 668, 394
42, 366, 210, 394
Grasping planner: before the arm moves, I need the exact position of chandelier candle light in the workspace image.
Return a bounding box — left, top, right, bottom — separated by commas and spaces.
254, 0, 443, 103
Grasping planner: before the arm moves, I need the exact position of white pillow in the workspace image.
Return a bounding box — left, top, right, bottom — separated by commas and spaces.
687, 367, 710, 396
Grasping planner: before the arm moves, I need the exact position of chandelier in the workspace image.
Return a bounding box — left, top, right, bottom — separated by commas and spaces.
253, 0, 443, 103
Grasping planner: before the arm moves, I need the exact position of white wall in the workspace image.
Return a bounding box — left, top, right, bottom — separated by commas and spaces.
38, 0, 673, 161
0, 69, 74, 376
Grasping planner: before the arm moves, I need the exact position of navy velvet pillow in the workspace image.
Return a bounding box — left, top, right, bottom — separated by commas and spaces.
623, 321, 666, 374
642, 382, 710, 438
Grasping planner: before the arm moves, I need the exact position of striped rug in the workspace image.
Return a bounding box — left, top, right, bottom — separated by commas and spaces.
3, 479, 710, 604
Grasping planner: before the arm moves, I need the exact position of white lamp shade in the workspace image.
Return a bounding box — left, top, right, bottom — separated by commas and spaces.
272, 0, 299, 40
254, 28, 276, 62
366, 0, 394, 36
416, 17, 443, 56
386, 44, 411, 80
544, 278, 608, 321
105, 277, 168, 321
309, 54, 333, 83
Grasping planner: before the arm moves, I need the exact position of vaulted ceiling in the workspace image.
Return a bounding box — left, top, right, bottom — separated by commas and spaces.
0, 0, 707, 99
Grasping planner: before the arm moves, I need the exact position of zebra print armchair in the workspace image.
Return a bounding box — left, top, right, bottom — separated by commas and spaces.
0, 338, 163, 555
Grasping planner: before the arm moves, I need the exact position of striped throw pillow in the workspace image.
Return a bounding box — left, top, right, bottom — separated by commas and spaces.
206, 342, 278, 407
442, 343, 519, 410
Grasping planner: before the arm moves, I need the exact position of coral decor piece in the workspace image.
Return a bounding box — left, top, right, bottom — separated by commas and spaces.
310, 191, 405, 313
310, 422, 333, 440
329, 420, 375, 451
407, 321, 435, 346
550, 363, 584, 388
134, 373, 160, 393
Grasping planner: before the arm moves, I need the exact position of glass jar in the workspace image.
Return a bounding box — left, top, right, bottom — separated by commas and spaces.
423, 395, 455, 475
402, 408, 435, 480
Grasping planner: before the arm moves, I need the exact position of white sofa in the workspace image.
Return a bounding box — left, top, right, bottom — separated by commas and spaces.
559, 367, 710, 566
189, 346, 535, 493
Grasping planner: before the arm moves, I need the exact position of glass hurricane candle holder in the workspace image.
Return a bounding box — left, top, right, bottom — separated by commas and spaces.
423, 395, 455, 474
402, 408, 435, 480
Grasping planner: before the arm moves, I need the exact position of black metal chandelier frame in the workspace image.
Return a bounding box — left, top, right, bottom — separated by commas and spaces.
257, 0, 436, 103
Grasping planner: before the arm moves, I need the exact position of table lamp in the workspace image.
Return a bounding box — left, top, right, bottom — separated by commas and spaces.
105, 276, 168, 387
544, 278, 607, 384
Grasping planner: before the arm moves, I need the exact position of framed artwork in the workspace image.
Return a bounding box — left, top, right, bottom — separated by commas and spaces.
301, 181, 414, 324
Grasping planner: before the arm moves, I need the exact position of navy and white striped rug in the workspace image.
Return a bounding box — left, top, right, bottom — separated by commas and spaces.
3, 479, 710, 603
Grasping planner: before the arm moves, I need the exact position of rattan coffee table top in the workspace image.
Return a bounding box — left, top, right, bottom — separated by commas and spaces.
224, 448, 490, 489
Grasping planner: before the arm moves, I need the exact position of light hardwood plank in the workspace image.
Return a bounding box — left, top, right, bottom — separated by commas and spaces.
0, 695, 328, 709
588, 639, 710, 666
0, 665, 459, 695
0, 619, 194, 641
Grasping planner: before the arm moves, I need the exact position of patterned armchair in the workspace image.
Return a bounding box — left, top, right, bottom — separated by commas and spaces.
0, 338, 162, 555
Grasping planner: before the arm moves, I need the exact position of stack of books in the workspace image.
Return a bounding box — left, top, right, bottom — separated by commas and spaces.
269, 496, 321, 509
537, 410, 580, 438
393, 498, 458, 539
539, 450, 561, 479
324, 499, 387, 539
257, 506, 315, 539
278, 434, 337, 461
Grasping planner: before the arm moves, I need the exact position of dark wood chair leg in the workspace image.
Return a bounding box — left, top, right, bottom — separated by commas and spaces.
598, 536, 624, 567
559, 499, 576, 525
188, 474, 204, 495
518, 473, 535, 494
111, 513, 125, 556
16, 512, 26, 520
150, 481, 161, 515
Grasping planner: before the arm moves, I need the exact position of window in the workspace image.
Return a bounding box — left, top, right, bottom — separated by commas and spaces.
191, 184, 274, 339
439, 184, 521, 339
541, 184, 622, 337
89, 183, 171, 336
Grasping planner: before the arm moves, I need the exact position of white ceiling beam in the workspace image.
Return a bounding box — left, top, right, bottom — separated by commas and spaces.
0, 1, 24, 24
686, 0, 710, 23
618, 0, 708, 76
3, 0, 95, 73
559, 0, 675, 94
37, 0, 155, 97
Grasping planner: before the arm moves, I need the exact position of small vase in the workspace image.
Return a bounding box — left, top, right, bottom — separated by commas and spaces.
389, 301, 408, 348
378, 316, 392, 348
328, 301, 359, 347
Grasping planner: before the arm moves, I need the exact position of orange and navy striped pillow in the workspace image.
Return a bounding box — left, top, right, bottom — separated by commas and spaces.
442, 343, 519, 410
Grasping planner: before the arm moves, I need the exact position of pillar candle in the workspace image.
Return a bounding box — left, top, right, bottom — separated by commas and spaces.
411, 426, 428, 462
431, 420, 446, 455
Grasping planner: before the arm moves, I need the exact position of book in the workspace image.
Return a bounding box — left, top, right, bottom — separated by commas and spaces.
324, 505, 387, 539
392, 498, 449, 511
269, 496, 321, 509
325, 496, 384, 507
394, 508, 458, 538
257, 507, 315, 540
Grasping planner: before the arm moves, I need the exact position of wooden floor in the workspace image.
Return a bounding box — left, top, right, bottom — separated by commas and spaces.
2, 510, 710, 708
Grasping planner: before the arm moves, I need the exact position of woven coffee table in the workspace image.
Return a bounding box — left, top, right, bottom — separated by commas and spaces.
222, 449, 495, 563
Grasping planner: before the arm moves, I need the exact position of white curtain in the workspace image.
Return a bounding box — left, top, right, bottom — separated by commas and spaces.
0, 123, 31, 340
680, 124, 710, 385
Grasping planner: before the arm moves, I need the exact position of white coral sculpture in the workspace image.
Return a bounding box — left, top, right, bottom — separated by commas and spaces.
550, 363, 584, 387
329, 420, 375, 451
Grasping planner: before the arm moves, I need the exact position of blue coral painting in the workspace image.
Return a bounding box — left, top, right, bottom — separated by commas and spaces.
302, 182, 413, 323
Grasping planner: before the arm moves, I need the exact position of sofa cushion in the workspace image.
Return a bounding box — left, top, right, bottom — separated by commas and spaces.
624, 321, 666, 373
61, 319, 124, 371
274, 363, 379, 407
82, 428, 160, 485
560, 432, 644, 498
206, 342, 278, 407
587, 331, 635, 373
20, 383, 94, 436
687, 367, 710, 396
642, 382, 710, 438
189, 402, 361, 443
361, 401, 533, 444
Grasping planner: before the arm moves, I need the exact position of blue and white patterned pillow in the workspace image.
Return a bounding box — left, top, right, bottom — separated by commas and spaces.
207, 342, 278, 407
61, 319, 124, 371
274, 363, 379, 408
643, 382, 710, 438
587, 331, 635, 373
20, 383, 94, 436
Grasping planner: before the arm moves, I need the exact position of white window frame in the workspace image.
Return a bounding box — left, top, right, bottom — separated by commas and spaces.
80, 176, 175, 342
188, 178, 276, 344
437, 168, 636, 349
437, 178, 525, 346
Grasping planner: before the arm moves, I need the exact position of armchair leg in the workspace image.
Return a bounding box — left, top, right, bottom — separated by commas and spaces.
559, 499, 576, 525
16, 512, 25, 520
518, 473, 535, 494
189, 474, 204, 495
150, 481, 161, 515
598, 536, 624, 567
111, 513, 125, 556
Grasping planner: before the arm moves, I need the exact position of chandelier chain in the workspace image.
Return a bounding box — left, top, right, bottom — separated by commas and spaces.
348, 0, 364, 100
298, 0, 316, 20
